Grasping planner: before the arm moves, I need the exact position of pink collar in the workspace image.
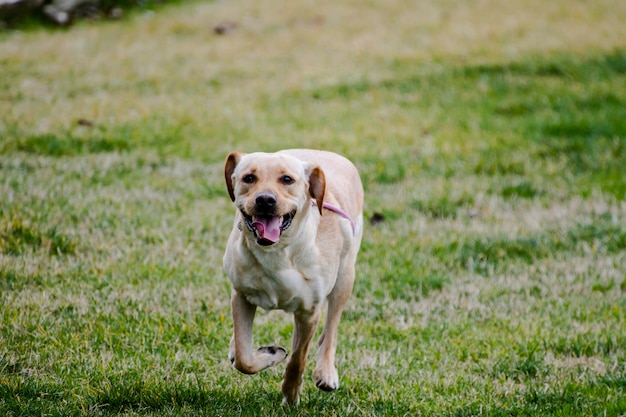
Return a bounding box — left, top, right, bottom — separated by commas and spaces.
313, 201, 356, 235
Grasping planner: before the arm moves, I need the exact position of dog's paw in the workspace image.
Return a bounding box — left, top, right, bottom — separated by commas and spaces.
229, 346, 287, 373
281, 394, 300, 407
314, 366, 339, 392
281, 379, 302, 407
257, 346, 288, 367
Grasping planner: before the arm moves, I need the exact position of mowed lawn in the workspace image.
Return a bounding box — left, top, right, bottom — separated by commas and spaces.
1, 0, 625, 415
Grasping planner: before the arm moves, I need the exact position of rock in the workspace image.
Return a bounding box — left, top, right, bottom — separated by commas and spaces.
42, 0, 99, 25
214, 21, 237, 35
369, 212, 385, 225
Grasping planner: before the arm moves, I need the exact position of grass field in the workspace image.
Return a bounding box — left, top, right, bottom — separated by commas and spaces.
1, 0, 626, 415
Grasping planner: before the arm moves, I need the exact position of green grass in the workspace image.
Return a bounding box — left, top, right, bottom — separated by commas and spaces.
1, 0, 626, 415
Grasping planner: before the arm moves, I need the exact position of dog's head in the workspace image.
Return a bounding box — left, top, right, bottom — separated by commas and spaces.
225, 152, 326, 246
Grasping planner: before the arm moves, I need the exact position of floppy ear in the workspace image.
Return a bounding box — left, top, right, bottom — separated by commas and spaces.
225, 152, 244, 202
306, 164, 326, 215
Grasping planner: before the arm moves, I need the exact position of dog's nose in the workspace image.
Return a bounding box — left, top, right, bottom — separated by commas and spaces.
255, 193, 277, 211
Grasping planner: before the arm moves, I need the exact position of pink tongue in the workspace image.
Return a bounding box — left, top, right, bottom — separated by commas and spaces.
252, 216, 281, 242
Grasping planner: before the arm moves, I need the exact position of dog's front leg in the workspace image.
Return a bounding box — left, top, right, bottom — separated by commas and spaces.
281, 308, 321, 406
229, 290, 287, 374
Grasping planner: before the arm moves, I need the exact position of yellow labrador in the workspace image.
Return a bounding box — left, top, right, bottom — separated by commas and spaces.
223, 149, 363, 406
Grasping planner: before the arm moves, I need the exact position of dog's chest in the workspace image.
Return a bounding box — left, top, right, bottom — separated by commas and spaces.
234, 267, 322, 313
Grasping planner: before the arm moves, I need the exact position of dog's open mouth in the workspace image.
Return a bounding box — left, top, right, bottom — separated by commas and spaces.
241, 210, 295, 246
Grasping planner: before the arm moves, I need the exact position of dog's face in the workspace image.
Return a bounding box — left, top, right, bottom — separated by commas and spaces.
225, 152, 325, 246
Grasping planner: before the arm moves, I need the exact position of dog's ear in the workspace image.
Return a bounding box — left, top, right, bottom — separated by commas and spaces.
306, 164, 326, 215
225, 152, 244, 202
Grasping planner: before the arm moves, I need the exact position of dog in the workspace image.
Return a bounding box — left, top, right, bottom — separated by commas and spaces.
223, 149, 363, 406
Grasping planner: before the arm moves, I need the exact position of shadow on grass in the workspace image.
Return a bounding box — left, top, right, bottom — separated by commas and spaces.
3, 368, 623, 416
0, 372, 415, 417
0, 375, 276, 416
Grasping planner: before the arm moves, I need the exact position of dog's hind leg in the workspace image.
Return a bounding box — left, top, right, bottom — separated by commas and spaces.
281, 309, 321, 406
229, 290, 287, 374
314, 262, 355, 392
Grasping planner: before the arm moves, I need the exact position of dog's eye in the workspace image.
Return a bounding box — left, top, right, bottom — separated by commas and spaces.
280, 175, 295, 185
242, 174, 256, 184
